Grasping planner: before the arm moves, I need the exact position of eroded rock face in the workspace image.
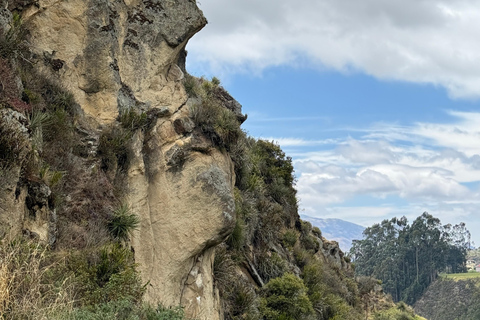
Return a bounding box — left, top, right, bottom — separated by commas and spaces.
0, 109, 56, 243
0, 109, 30, 239
19, 1, 234, 318
17, 1, 239, 318
128, 104, 235, 319
24, 0, 206, 123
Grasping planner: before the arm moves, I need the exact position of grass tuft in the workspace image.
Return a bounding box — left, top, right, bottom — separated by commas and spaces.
107, 204, 140, 242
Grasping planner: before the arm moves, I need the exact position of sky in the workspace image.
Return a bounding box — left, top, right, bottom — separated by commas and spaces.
185, 0, 480, 246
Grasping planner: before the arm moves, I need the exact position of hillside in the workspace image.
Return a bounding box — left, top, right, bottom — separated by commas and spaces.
301, 215, 365, 252
414, 275, 480, 320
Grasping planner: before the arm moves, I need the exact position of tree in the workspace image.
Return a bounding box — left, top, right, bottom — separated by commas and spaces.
349, 212, 470, 305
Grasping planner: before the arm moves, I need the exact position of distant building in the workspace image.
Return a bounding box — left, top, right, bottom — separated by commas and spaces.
476, 264, 480, 272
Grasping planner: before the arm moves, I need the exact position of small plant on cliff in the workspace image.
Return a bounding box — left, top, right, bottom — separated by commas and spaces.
118, 108, 148, 132
189, 76, 243, 151
107, 204, 140, 242
0, 13, 29, 61
98, 126, 132, 172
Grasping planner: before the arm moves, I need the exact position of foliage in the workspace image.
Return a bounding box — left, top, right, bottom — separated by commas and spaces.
226, 218, 245, 251
66, 243, 145, 306
373, 302, 425, 320
213, 247, 259, 319
350, 212, 470, 304
98, 126, 132, 172
189, 76, 244, 151
0, 238, 74, 319
282, 230, 298, 248
260, 273, 314, 320
0, 13, 29, 61
256, 251, 287, 283
61, 299, 185, 320
107, 204, 140, 242
118, 108, 148, 132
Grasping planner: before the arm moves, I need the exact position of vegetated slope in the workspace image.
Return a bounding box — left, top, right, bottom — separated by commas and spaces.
301, 215, 365, 252
0, 1, 425, 319
414, 276, 480, 320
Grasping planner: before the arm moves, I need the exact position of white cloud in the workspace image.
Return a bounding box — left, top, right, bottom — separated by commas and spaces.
189, 0, 480, 98
269, 111, 480, 243
259, 137, 340, 147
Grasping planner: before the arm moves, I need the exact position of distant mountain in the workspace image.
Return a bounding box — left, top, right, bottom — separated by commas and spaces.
301, 215, 365, 252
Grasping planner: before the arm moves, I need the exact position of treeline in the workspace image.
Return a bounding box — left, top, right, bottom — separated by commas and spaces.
349, 212, 470, 305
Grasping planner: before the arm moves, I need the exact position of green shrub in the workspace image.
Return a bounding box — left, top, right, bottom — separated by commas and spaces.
282, 230, 298, 248
213, 246, 259, 319
98, 126, 132, 172
211, 76, 221, 87
0, 13, 28, 60
226, 218, 245, 251
107, 204, 140, 242
189, 76, 242, 151
312, 226, 322, 238
118, 108, 148, 132
191, 99, 241, 150
260, 273, 314, 320
301, 234, 320, 253
59, 299, 185, 320
183, 74, 198, 97
67, 243, 145, 305
256, 251, 287, 283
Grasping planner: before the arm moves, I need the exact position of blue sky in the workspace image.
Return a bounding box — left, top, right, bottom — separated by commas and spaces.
186, 0, 480, 246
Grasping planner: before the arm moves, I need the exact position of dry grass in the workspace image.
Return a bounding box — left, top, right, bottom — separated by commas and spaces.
0, 238, 74, 319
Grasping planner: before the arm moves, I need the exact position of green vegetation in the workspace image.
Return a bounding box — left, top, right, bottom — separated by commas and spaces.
182, 73, 381, 319
107, 204, 140, 242
414, 277, 480, 320
260, 273, 314, 320
0, 13, 28, 61
63, 300, 185, 320
189, 77, 243, 151
439, 272, 480, 279
373, 302, 426, 320
350, 212, 471, 305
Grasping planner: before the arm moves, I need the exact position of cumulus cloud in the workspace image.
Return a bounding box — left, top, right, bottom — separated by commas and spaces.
188, 0, 480, 98
274, 111, 480, 243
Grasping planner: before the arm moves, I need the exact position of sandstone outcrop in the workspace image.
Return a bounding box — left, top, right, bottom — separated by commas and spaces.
14, 1, 234, 319
24, 0, 206, 123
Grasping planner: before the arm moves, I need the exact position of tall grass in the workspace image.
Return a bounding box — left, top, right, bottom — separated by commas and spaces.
0, 238, 74, 319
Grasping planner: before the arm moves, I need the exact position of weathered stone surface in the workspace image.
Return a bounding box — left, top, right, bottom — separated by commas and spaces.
128, 106, 234, 320
24, 0, 206, 123
315, 236, 350, 271
0, 0, 12, 35
0, 109, 29, 239
173, 116, 194, 135
214, 86, 247, 123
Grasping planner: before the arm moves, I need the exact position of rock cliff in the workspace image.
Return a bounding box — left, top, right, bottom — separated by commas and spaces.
0, 1, 390, 319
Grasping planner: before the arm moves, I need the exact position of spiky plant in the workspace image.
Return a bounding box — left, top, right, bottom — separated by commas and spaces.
107, 204, 140, 242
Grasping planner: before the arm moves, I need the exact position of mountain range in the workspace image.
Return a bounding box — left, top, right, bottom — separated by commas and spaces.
301, 215, 365, 252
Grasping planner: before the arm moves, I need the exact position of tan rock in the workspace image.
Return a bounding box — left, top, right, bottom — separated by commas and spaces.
128, 120, 235, 319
